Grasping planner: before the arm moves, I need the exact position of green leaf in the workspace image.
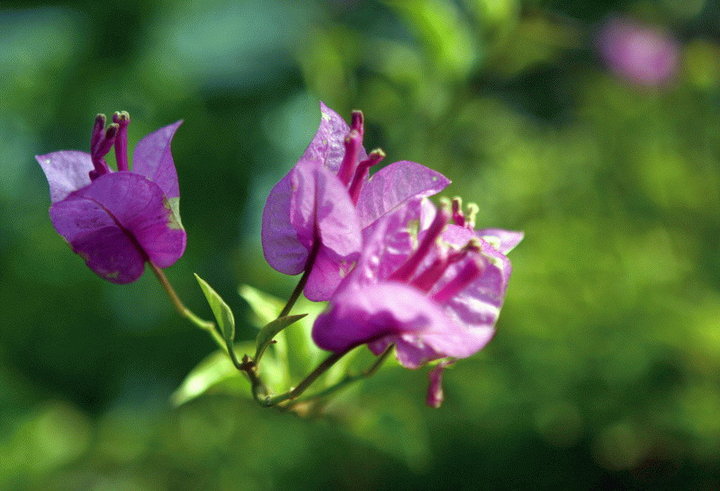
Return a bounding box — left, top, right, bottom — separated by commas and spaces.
238, 284, 284, 327
239, 284, 328, 380
171, 342, 254, 406
173, 336, 295, 406
238, 284, 356, 391
195, 274, 235, 346
254, 314, 306, 364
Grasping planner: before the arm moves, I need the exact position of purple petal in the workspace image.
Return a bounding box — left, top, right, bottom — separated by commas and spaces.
302, 245, 356, 302
356, 161, 450, 228
313, 282, 479, 365
392, 336, 445, 369
36, 151, 93, 203
50, 198, 146, 283
289, 160, 361, 266
477, 228, 524, 254
79, 173, 186, 268
132, 121, 183, 198
52, 173, 186, 282
367, 335, 458, 371
261, 160, 362, 284
441, 223, 475, 247
301, 102, 366, 173
476, 238, 513, 296
395, 316, 489, 367
313, 282, 445, 353
419, 197, 438, 231
350, 199, 426, 288
438, 240, 511, 346
403, 225, 505, 354
261, 172, 308, 275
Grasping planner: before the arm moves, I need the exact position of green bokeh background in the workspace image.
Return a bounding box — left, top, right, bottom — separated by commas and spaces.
2, 0, 720, 488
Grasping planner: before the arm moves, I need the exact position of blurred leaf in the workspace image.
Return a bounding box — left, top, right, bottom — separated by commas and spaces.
485, 14, 583, 77
0, 401, 91, 483
329, 392, 431, 470
0, 8, 85, 113
254, 314, 306, 364
296, 27, 355, 108
238, 284, 284, 328
385, 0, 479, 80
367, 39, 423, 85
685, 40, 720, 89
464, 0, 520, 36
195, 274, 235, 346
279, 298, 328, 380
147, 0, 318, 89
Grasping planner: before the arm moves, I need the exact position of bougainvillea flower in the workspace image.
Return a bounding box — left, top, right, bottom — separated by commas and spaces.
262, 102, 449, 301
312, 197, 522, 404
36, 112, 186, 283
597, 17, 679, 86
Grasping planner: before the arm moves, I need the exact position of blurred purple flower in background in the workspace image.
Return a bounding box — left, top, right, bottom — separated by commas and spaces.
598, 17, 680, 86
37, 113, 186, 283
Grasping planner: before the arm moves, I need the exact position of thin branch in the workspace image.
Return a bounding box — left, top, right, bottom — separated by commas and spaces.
148, 262, 224, 349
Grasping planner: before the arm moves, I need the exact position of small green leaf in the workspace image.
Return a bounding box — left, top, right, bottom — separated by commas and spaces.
172, 338, 292, 406
171, 341, 253, 406
195, 274, 236, 355
238, 284, 334, 386
254, 314, 306, 364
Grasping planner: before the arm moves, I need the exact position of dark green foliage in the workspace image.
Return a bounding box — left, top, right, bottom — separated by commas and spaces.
1, 0, 719, 488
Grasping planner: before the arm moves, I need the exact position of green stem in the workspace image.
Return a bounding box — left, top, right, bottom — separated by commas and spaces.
149, 262, 225, 349
287, 344, 394, 407
278, 242, 320, 318
261, 350, 348, 407
237, 355, 269, 401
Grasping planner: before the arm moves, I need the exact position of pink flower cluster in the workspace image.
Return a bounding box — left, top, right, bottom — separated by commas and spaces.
37, 104, 522, 408
262, 103, 522, 406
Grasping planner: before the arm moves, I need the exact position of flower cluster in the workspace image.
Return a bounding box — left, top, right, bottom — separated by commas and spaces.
38, 104, 521, 410
263, 103, 522, 407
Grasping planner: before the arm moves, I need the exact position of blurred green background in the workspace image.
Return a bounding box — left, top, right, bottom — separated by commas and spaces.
2, 0, 720, 488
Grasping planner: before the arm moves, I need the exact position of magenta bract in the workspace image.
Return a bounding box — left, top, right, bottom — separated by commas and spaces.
261, 102, 450, 301
37, 114, 186, 283
312, 198, 522, 370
